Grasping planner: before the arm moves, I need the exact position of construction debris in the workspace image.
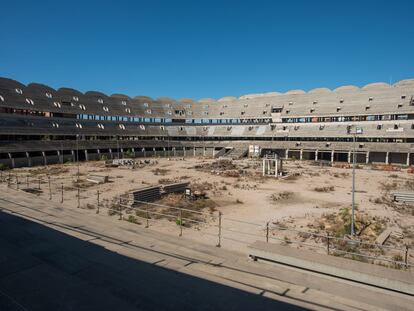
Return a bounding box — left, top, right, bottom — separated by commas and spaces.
86, 174, 109, 184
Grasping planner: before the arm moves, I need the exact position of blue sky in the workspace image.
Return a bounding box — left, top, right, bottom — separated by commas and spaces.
1, 0, 413, 99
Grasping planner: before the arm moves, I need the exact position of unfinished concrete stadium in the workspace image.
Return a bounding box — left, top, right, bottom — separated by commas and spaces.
1, 76, 414, 310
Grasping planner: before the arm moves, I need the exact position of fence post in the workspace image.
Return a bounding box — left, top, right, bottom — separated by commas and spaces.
96, 190, 100, 214
405, 245, 409, 269
48, 176, 51, 200
327, 232, 330, 255
16, 175, 19, 190
145, 205, 149, 228
77, 186, 80, 208
118, 196, 122, 220
61, 183, 64, 203
179, 208, 183, 237
266, 222, 269, 243
216, 211, 222, 247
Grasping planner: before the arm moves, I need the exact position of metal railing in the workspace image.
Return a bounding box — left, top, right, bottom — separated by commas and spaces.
1, 170, 411, 269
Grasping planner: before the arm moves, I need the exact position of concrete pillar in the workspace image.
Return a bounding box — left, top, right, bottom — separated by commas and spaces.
183, 147, 186, 157
42, 151, 47, 165
8, 153, 15, 169
285, 149, 289, 160
26, 152, 32, 167
299, 149, 303, 161
71, 150, 75, 162
366, 151, 370, 164
385, 152, 389, 165
348, 151, 351, 163
193, 147, 196, 157
173, 147, 176, 157
212, 148, 215, 157
163, 147, 166, 157
331, 150, 334, 163
109, 148, 113, 159
315, 150, 318, 161
407, 153, 410, 166
142, 148, 146, 157
153, 147, 156, 157
84, 150, 88, 161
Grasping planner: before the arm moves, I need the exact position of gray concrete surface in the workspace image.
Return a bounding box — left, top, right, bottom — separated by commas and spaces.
1, 185, 414, 310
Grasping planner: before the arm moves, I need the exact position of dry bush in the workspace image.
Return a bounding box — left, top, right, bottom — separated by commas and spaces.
270, 191, 294, 202
152, 168, 170, 176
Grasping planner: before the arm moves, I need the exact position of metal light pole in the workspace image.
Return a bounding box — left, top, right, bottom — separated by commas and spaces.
350, 126, 362, 236
76, 134, 80, 182
351, 132, 356, 236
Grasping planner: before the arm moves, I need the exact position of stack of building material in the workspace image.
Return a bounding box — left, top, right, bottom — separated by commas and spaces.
162, 182, 189, 195
392, 192, 414, 203
87, 174, 109, 184
130, 186, 162, 205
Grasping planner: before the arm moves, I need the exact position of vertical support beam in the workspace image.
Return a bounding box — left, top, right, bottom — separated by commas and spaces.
163, 147, 166, 157
26, 152, 31, 167
366, 151, 370, 164
173, 147, 176, 157
84, 150, 88, 161
212, 148, 215, 157
203, 147, 206, 157
183, 147, 186, 157
262, 158, 266, 176
42, 151, 47, 166
131, 147, 135, 158
109, 148, 113, 159
348, 151, 351, 163
300, 149, 303, 161
385, 152, 389, 165
193, 147, 196, 157
142, 148, 146, 157
407, 153, 410, 166
331, 150, 334, 163
153, 147, 156, 157
120, 148, 124, 158
8, 153, 15, 169
285, 149, 289, 160
71, 150, 75, 162
315, 150, 318, 161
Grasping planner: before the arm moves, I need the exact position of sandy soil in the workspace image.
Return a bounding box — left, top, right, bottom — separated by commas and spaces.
8, 156, 414, 264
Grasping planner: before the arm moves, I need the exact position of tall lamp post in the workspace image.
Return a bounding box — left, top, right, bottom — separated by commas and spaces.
76, 134, 80, 182
350, 126, 363, 236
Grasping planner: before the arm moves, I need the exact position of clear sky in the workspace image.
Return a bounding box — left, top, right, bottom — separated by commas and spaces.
1, 0, 413, 100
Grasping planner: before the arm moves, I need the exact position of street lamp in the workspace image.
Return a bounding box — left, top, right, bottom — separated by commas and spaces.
349, 125, 363, 236
76, 134, 80, 182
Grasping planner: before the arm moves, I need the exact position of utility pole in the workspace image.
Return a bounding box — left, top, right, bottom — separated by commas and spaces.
350, 126, 362, 236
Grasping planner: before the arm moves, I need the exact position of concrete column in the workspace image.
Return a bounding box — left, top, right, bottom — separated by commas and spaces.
183, 147, 186, 157
331, 150, 334, 163
366, 151, 370, 164
193, 147, 196, 157
153, 147, 156, 157
212, 148, 215, 157
285, 149, 289, 160
84, 150, 88, 161
142, 148, 146, 157
8, 153, 15, 169
262, 159, 266, 176
315, 150, 318, 161
385, 152, 389, 165
71, 150, 75, 162
407, 153, 410, 166
348, 151, 351, 163
299, 149, 303, 161
26, 152, 32, 167
173, 147, 176, 157
163, 147, 166, 157
109, 149, 113, 159
42, 151, 47, 166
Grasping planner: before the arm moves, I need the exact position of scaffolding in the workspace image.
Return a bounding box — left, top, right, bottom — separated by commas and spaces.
262, 154, 283, 177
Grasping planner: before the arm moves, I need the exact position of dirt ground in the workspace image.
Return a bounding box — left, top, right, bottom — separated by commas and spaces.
8, 156, 414, 266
